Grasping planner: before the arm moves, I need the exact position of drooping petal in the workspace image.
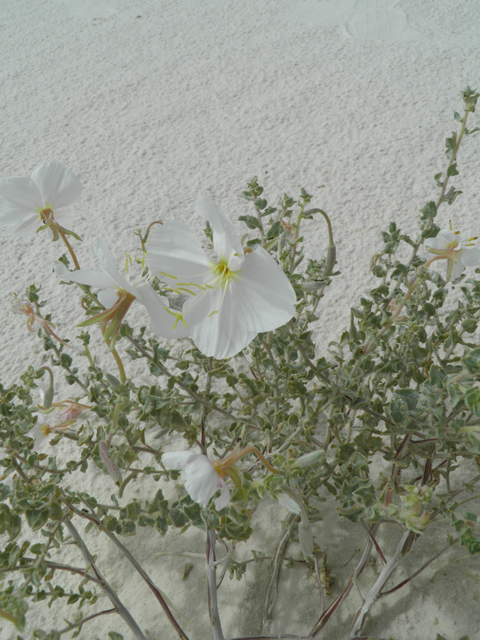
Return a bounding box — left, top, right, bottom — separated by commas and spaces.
31, 161, 82, 211
98, 289, 119, 308
460, 247, 480, 267
55, 261, 117, 290
214, 478, 231, 510
183, 455, 220, 507
146, 221, 213, 284
89, 237, 135, 296
136, 285, 190, 339
0, 177, 43, 222
162, 451, 197, 470
196, 196, 244, 270
449, 259, 465, 280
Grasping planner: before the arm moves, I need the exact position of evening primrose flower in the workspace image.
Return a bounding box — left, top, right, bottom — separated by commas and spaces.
162, 445, 279, 510
146, 197, 296, 359
425, 228, 480, 280
0, 161, 82, 238
55, 237, 189, 348
163, 452, 231, 510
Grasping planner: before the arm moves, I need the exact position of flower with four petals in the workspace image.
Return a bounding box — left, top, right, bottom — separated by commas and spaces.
146, 196, 296, 359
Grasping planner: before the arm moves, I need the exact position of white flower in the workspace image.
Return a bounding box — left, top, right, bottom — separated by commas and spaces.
0, 161, 82, 237
425, 228, 480, 280
162, 451, 230, 510
145, 196, 296, 359
55, 237, 189, 347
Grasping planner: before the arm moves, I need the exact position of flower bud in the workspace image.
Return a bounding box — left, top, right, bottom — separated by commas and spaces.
291, 449, 325, 469
99, 441, 122, 485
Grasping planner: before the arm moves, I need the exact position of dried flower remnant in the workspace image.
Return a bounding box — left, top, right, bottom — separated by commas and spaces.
11, 294, 80, 352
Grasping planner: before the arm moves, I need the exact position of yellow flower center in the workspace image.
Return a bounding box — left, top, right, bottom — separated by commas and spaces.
211, 259, 236, 288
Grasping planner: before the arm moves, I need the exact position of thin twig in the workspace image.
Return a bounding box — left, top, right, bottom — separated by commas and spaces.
65, 519, 147, 640
263, 513, 298, 628
206, 529, 226, 640
58, 607, 116, 636
346, 530, 414, 640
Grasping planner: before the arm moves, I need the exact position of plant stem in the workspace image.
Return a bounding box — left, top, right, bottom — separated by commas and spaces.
263, 513, 298, 629
64, 519, 147, 640
55, 223, 81, 270
65, 499, 190, 640
58, 607, 116, 636
206, 529, 226, 640
346, 529, 414, 640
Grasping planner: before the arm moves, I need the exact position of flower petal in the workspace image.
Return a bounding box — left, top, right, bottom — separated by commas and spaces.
449, 259, 465, 280
196, 196, 244, 269
0, 177, 43, 222
54, 261, 117, 289
136, 285, 190, 339
438, 229, 460, 245
183, 455, 220, 507
189, 286, 257, 358
460, 247, 480, 267
424, 236, 448, 251
31, 161, 82, 210
89, 237, 135, 295
230, 247, 296, 332
146, 221, 213, 284
214, 479, 231, 510
5, 216, 42, 238
162, 451, 197, 470
98, 289, 119, 308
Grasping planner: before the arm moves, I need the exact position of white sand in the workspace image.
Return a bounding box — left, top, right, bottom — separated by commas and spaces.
1, 1, 480, 638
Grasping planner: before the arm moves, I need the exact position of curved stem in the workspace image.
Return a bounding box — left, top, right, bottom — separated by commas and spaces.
55, 223, 80, 270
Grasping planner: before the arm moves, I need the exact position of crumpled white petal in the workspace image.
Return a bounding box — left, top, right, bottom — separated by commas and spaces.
55, 261, 117, 290
162, 451, 230, 510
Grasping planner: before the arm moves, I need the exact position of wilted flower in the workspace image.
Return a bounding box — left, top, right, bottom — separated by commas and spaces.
425, 228, 480, 280
162, 451, 231, 510
0, 161, 82, 238
55, 237, 189, 349
146, 196, 296, 359
11, 294, 82, 352
31, 393, 89, 447
162, 445, 278, 510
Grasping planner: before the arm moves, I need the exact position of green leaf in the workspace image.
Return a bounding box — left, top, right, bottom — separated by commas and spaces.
465, 388, 480, 417
238, 215, 259, 229
447, 162, 459, 177
109, 633, 124, 640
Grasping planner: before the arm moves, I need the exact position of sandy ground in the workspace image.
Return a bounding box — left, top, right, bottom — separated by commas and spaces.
1, 1, 480, 638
